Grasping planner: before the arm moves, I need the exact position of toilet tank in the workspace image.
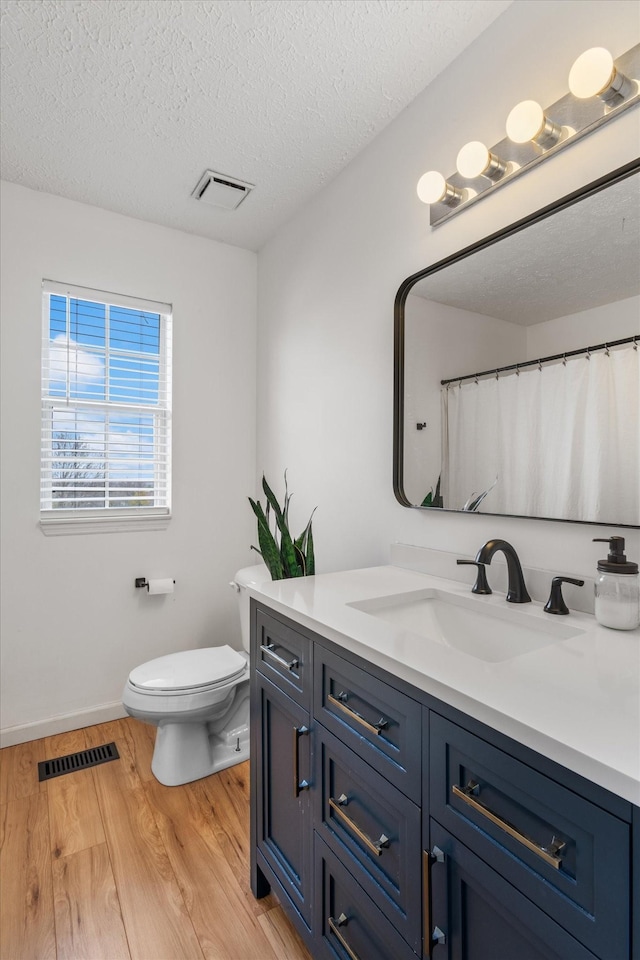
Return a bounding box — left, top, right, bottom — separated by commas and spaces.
232, 564, 273, 652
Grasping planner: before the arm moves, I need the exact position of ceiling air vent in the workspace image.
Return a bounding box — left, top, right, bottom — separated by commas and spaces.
191, 170, 254, 210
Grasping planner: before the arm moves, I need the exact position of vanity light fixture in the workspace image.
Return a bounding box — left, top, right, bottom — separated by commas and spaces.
568, 47, 636, 106
419, 42, 639, 226
506, 100, 563, 148
417, 171, 464, 206
456, 141, 508, 181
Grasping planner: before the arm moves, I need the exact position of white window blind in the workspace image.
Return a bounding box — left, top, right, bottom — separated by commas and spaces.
40, 281, 172, 525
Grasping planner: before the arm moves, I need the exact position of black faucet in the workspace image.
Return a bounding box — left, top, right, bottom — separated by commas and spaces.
475, 539, 531, 603
456, 559, 492, 595
544, 576, 584, 615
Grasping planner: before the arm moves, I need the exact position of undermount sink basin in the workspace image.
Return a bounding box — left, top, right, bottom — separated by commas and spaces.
348, 589, 585, 662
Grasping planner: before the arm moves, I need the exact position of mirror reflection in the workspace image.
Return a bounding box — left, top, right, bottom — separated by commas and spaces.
395, 163, 640, 526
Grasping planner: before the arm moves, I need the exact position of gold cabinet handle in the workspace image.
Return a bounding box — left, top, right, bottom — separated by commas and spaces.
328, 913, 361, 960
292, 725, 309, 798
329, 795, 389, 857
260, 642, 299, 671
452, 782, 565, 870
327, 693, 388, 736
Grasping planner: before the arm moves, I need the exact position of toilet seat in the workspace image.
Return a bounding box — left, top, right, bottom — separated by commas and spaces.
128, 646, 247, 697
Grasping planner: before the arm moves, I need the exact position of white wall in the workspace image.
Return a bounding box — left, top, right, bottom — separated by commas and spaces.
527, 295, 640, 358
0, 183, 257, 742
257, 0, 640, 579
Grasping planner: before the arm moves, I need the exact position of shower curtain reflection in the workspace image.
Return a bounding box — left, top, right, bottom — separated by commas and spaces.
441, 342, 639, 525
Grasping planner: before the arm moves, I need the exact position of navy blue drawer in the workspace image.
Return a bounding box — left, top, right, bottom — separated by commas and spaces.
316, 725, 421, 953
429, 713, 630, 960
314, 645, 422, 802
254, 606, 311, 707
314, 833, 418, 960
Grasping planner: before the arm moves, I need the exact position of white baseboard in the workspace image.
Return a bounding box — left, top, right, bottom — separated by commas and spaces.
0, 701, 128, 748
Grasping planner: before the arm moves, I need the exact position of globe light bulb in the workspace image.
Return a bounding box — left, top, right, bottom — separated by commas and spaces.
506, 100, 563, 148
417, 171, 446, 204
416, 170, 463, 206
456, 141, 507, 181
568, 47, 635, 105
569, 47, 614, 98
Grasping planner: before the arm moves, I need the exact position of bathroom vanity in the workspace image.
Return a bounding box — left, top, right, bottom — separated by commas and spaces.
249, 561, 639, 960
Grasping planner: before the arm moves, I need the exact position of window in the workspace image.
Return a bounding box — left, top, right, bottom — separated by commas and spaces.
40, 281, 172, 531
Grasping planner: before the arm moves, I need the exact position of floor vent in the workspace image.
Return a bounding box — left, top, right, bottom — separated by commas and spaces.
38, 742, 120, 782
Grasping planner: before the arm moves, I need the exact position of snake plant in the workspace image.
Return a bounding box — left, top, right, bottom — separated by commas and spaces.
249, 473, 316, 580
422, 474, 443, 508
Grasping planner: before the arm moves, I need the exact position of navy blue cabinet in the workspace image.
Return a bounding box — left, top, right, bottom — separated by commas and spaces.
428, 712, 630, 960
251, 605, 314, 943
250, 601, 636, 960
427, 821, 599, 960
253, 672, 313, 930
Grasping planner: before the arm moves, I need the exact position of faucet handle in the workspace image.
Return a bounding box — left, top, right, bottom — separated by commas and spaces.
457, 559, 492, 595
544, 576, 585, 615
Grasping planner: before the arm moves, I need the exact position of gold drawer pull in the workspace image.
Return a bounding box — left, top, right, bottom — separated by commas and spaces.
422, 846, 446, 958
329, 795, 390, 857
327, 693, 388, 736
328, 913, 361, 960
452, 782, 566, 870
260, 642, 299, 671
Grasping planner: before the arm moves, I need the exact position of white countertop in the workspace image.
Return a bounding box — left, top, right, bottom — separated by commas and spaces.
248, 565, 640, 806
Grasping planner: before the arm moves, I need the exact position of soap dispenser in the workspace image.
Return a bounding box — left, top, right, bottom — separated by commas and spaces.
592, 537, 639, 630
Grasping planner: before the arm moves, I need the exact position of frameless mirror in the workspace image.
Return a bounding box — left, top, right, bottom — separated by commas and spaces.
394, 161, 640, 527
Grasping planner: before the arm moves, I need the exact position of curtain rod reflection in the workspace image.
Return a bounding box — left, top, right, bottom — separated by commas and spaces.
440, 334, 638, 386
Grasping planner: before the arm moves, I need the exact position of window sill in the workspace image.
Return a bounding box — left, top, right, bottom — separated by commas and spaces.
39, 512, 171, 536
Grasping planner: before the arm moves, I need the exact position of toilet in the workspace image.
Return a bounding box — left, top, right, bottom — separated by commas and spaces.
122, 564, 270, 786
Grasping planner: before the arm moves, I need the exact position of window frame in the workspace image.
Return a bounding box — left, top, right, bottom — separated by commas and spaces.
40, 280, 172, 535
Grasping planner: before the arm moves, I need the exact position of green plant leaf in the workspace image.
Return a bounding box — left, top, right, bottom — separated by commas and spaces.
294, 543, 307, 576
248, 497, 284, 580
283, 469, 291, 528
248, 499, 278, 575
294, 527, 307, 553
277, 520, 302, 577
295, 507, 316, 552
262, 474, 284, 522
262, 474, 301, 577
296, 509, 316, 576
433, 474, 443, 508
305, 521, 315, 575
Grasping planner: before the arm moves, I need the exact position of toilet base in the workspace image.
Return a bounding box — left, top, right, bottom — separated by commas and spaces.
151, 718, 250, 786
143, 686, 251, 787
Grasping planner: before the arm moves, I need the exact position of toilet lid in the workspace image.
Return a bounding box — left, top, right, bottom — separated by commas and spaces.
129, 646, 247, 692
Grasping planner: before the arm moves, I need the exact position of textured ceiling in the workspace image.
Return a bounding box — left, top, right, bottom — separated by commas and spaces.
0, 0, 511, 250
410, 172, 640, 325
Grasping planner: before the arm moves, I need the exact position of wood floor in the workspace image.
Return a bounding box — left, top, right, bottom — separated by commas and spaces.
0, 718, 313, 960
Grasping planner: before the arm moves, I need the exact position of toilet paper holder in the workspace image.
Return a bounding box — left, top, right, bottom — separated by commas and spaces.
135, 577, 176, 590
